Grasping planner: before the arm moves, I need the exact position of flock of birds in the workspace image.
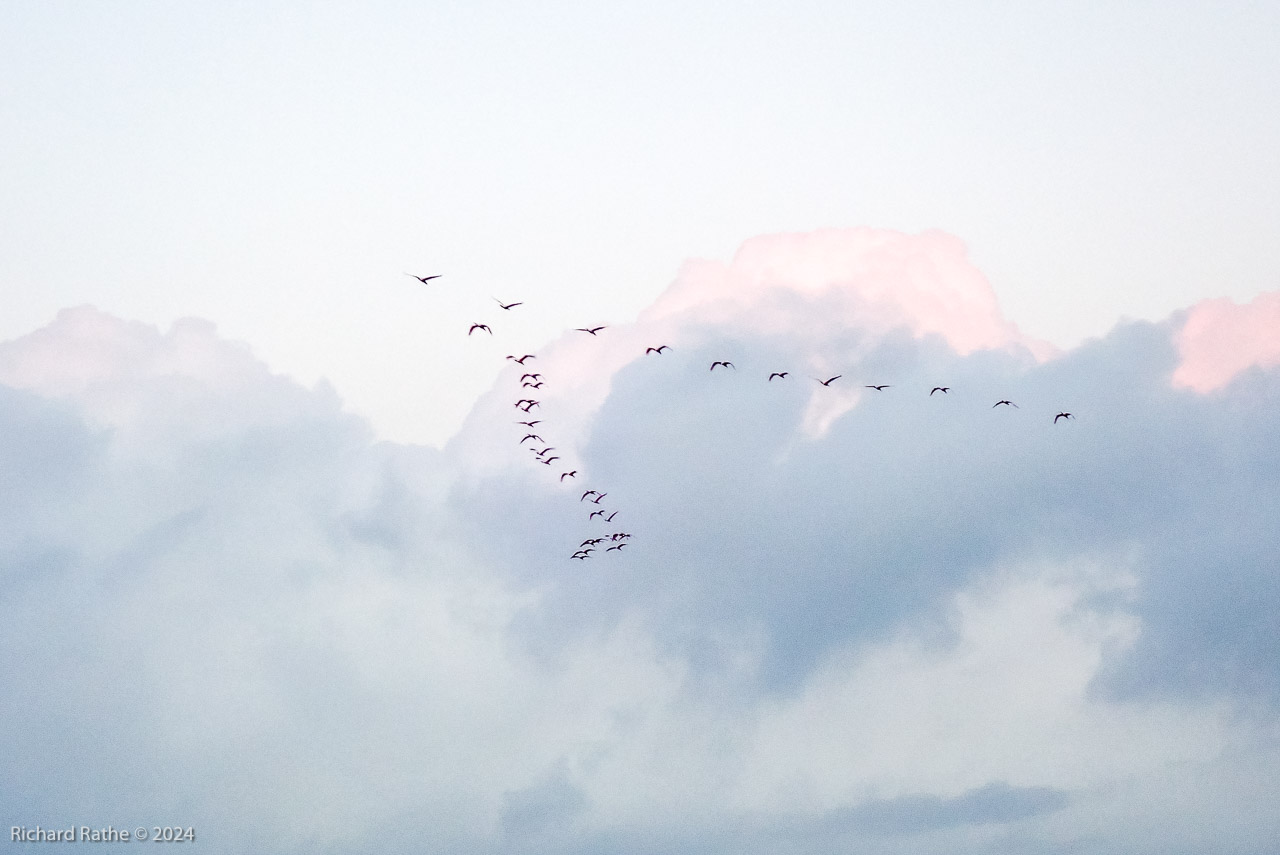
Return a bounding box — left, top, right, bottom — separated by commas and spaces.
409, 271, 1076, 560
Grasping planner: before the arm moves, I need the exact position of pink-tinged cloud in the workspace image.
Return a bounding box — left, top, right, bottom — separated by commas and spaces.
1173, 291, 1280, 393
643, 227, 1055, 360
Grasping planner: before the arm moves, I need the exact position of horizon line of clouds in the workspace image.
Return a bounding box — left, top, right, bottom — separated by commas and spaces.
3, 227, 1279, 854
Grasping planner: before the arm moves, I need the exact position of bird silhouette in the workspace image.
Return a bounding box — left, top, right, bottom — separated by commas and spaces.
815, 375, 841, 386
581, 490, 599, 502
1054, 412, 1074, 422
645, 345, 670, 355
768, 372, 789, 381
560, 470, 577, 481
507, 354, 535, 364
866, 384, 890, 391
541, 456, 560, 465
993, 400, 1018, 408
592, 492, 607, 504
930, 387, 950, 395
468, 323, 492, 336
406, 273, 441, 284
533, 447, 555, 456
710, 361, 735, 371
516, 420, 541, 427
590, 509, 606, 520
576, 326, 607, 335
605, 511, 619, 522
523, 381, 544, 389
520, 434, 543, 444
607, 543, 627, 552
520, 373, 542, 382
494, 298, 523, 310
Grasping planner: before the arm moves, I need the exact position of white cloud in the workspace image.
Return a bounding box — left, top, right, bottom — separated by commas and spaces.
3, 231, 1280, 853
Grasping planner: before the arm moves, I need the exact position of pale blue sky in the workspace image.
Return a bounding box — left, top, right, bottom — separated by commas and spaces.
4, 0, 1279, 445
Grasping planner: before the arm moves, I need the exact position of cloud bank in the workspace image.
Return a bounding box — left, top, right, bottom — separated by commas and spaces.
3, 229, 1279, 854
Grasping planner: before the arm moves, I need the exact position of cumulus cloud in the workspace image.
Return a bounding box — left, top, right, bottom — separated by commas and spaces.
1173, 290, 1280, 392
3, 230, 1280, 854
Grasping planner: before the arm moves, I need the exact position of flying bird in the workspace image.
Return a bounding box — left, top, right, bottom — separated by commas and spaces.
534, 447, 555, 456
560, 470, 577, 481
541, 456, 560, 465
507, 354, 536, 364
645, 345, 670, 355
930, 387, 950, 395
576, 326, 607, 335
605, 511, 619, 522
710, 361, 735, 371
993, 400, 1019, 408
494, 298, 523, 310
815, 375, 841, 386
519, 434, 543, 444
522, 381, 544, 389
1054, 412, 1074, 423
768, 372, 789, 381
520, 373, 541, 382
591, 493, 607, 504
468, 323, 492, 336
866, 384, 890, 391
607, 543, 627, 552
581, 490, 599, 502
516, 420, 541, 427
406, 273, 441, 284
589, 509, 606, 520
518, 401, 539, 411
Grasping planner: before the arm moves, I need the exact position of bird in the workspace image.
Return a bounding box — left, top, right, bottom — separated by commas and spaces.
516, 420, 541, 427
519, 434, 543, 444
645, 345, 670, 355
993, 400, 1018, 408
518, 401, 539, 412
468, 323, 492, 336
514, 399, 536, 408
494, 298, 523, 310
523, 381, 544, 389
571, 554, 589, 561
560, 470, 577, 481
590, 509, 606, 520
581, 490, 599, 502
1054, 412, 1074, 423
533, 447, 555, 456
710, 361, 735, 371
768, 372, 789, 381
591, 492, 607, 504
866, 384, 890, 391
541, 456, 560, 465
607, 543, 627, 552
520, 373, 542, 382
815, 375, 841, 386
605, 511, 619, 522
507, 354, 536, 364
930, 387, 950, 395
576, 326, 607, 335
406, 273, 441, 285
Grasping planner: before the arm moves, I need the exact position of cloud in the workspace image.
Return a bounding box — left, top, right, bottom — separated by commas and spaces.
1173, 290, 1280, 392
3, 231, 1280, 854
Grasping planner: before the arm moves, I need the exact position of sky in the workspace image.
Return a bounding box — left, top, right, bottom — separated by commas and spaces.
3, 1, 1280, 853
